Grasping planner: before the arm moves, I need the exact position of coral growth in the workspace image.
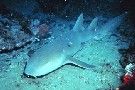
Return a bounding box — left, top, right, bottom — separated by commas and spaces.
29, 19, 50, 39
0, 15, 31, 52
0, 14, 50, 54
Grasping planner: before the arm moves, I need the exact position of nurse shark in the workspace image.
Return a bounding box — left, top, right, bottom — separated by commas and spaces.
24, 12, 127, 77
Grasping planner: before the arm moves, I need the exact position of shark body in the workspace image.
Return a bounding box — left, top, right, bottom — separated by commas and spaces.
24, 13, 127, 77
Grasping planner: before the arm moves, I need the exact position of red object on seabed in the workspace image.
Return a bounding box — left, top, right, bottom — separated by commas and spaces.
122, 71, 135, 86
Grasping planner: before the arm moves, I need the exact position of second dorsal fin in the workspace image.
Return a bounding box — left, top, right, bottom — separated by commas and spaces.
87, 17, 98, 31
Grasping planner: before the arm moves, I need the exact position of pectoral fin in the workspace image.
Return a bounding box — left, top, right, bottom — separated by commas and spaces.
66, 57, 95, 69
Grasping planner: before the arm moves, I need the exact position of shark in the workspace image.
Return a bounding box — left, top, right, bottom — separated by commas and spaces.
24, 12, 127, 77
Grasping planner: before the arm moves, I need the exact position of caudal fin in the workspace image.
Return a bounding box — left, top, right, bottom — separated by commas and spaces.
100, 12, 128, 33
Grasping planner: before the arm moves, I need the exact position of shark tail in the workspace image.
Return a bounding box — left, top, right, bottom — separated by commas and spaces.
101, 12, 128, 31
73, 12, 127, 32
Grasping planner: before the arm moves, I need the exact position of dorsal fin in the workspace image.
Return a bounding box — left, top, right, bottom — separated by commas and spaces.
87, 17, 98, 31
73, 13, 84, 31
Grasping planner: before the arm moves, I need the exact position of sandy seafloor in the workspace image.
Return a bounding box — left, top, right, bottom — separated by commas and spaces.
0, 15, 129, 90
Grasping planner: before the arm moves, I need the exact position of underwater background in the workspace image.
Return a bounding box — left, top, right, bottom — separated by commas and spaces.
0, 0, 135, 90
